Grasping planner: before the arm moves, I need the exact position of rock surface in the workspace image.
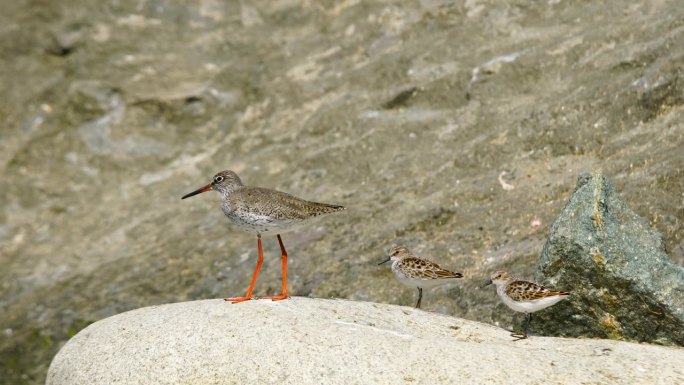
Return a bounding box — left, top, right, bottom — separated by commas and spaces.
534, 172, 684, 344
3, 1, 684, 383
47, 298, 684, 385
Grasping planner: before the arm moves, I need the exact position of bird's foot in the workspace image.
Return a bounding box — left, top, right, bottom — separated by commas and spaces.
510, 332, 528, 341
224, 296, 254, 304
258, 294, 289, 301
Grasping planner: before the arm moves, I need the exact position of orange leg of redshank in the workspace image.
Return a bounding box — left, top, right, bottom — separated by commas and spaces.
225, 235, 264, 303
259, 234, 289, 301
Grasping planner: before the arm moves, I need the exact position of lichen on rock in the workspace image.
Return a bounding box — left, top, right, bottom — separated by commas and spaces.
535, 172, 684, 345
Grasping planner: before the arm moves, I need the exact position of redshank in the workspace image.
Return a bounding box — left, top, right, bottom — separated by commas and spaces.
181, 170, 345, 303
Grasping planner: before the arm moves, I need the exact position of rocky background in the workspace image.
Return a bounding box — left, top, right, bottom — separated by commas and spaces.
1, 0, 683, 383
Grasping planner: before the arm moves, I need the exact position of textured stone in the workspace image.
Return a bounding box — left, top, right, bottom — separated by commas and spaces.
535, 172, 684, 345
3, 1, 684, 383
47, 298, 684, 385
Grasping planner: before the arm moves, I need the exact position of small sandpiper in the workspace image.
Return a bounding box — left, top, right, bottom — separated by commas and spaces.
482, 270, 571, 340
378, 245, 463, 309
182, 170, 345, 303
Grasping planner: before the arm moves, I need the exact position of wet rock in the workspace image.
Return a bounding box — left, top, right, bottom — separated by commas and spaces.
65, 81, 121, 126
381, 87, 418, 109
47, 26, 84, 56
535, 172, 684, 345
47, 298, 684, 385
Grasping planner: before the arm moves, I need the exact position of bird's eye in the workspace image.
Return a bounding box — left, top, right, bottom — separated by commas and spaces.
214, 176, 224, 183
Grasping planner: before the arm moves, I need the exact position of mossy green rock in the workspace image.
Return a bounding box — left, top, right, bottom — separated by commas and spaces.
535, 172, 684, 345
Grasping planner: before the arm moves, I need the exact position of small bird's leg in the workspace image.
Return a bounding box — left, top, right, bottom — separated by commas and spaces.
511, 313, 530, 341
260, 234, 289, 301
524, 313, 532, 337
415, 287, 423, 309
225, 235, 264, 303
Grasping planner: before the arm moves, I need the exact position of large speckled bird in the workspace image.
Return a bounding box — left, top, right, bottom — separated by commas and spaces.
182, 170, 345, 303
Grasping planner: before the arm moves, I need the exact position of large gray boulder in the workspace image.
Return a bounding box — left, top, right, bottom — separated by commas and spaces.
535, 172, 684, 344
47, 298, 684, 385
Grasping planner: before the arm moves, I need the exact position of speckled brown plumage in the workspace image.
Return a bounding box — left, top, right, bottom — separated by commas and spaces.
380, 245, 463, 308
484, 270, 571, 339
505, 280, 570, 302
396, 257, 462, 280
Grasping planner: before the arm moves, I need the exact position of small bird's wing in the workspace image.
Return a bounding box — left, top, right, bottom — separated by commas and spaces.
401, 257, 463, 280
230, 187, 344, 220
506, 280, 570, 301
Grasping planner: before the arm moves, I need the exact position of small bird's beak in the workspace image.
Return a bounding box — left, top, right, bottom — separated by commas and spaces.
480, 278, 492, 289
181, 183, 213, 200
378, 257, 391, 265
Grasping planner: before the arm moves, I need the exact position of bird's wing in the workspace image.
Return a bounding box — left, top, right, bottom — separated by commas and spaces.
506, 280, 570, 301
402, 257, 462, 279
230, 187, 344, 220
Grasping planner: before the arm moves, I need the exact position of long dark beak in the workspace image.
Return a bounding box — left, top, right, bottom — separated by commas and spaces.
480, 278, 493, 289
181, 183, 213, 199
378, 257, 391, 265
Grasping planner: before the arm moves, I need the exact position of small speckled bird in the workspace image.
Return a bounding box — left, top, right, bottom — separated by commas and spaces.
378, 245, 463, 309
482, 270, 571, 339
182, 170, 345, 303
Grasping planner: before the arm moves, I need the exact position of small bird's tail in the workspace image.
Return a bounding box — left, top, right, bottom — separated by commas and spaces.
435, 270, 463, 279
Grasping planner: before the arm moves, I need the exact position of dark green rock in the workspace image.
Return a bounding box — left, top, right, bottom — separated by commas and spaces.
535, 172, 684, 345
